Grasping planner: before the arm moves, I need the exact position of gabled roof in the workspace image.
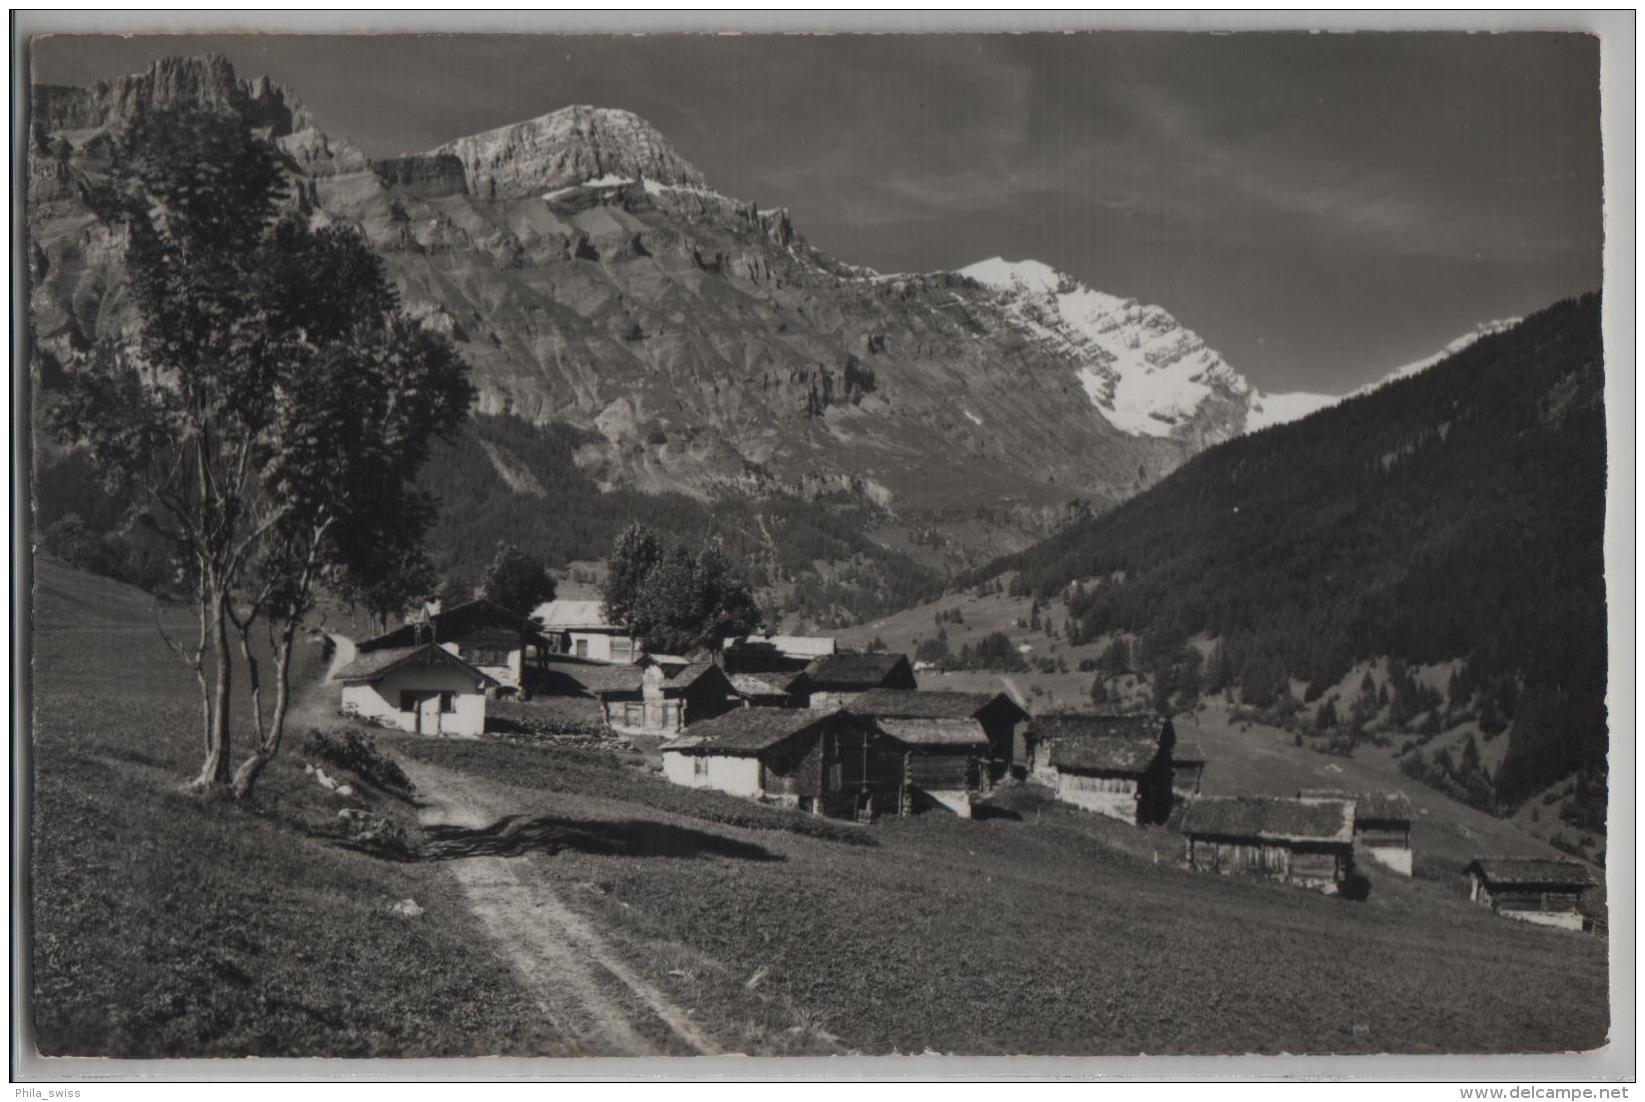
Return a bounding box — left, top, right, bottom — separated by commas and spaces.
542, 656, 645, 695
852, 688, 1016, 721
1179, 797, 1356, 845
333, 643, 500, 687
661, 708, 848, 754
728, 673, 792, 697
358, 599, 548, 652
1467, 858, 1597, 890
875, 717, 991, 749
1171, 739, 1207, 765
1051, 733, 1162, 774
535, 598, 616, 631
1032, 712, 1168, 775
803, 652, 912, 689
1298, 789, 1415, 824
1029, 712, 1165, 742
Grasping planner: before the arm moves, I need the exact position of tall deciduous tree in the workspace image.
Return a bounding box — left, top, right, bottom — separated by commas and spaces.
50, 105, 473, 795
478, 541, 556, 618
601, 523, 662, 635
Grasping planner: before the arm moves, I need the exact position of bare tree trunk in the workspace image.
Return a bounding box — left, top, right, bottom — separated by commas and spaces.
233, 627, 295, 798
193, 591, 233, 789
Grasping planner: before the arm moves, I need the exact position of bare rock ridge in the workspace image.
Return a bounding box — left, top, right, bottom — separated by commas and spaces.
27, 54, 1489, 572
431, 105, 708, 200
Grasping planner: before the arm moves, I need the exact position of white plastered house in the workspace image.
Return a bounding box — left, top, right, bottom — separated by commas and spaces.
335, 642, 499, 737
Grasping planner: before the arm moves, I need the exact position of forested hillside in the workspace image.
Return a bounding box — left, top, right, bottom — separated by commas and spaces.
964, 294, 1608, 810
417, 413, 942, 627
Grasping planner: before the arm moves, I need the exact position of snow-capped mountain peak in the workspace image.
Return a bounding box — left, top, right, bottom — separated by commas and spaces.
959, 257, 1256, 443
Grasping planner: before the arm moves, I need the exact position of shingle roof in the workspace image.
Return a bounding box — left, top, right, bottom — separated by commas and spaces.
1467, 858, 1597, 890
804, 652, 911, 688
1298, 789, 1415, 823
535, 599, 614, 631
661, 708, 844, 754
333, 643, 499, 687
668, 661, 722, 688
875, 717, 991, 748
1029, 712, 1164, 742
852, 688, 997, 720
1051, 734, 1162, 774
1179, 797, 1356, 845
728, 673, 792, 697
542, 657, 644, 695
358, 599, 548, 651
1031, 712, 1167, 775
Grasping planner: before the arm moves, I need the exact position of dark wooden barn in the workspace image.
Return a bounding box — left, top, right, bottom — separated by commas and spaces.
1179, 796, 1358, 892
660, 709, 897, 819
1466, 858, 1597, 931
793, 653, 917, 709
1026, 712, 1176, 825
355, 599, 550, 696
851, 688, 1029, 779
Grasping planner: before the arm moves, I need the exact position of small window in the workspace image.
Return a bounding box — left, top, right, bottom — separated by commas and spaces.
400, 691, 419, 712
440, 691, 456, 714
828, 763, 843, 790
575, 638, 589, 658
694, 757, 710, 777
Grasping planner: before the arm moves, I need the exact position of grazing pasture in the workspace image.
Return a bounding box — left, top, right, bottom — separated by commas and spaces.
26, 558, 1609, 1057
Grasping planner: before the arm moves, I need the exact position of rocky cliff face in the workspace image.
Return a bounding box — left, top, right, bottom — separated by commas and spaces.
25, 55, 1285, 571
433, 105, 707, 201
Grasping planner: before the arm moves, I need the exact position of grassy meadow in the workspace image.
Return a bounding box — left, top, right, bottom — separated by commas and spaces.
26, 557, 1610, 1057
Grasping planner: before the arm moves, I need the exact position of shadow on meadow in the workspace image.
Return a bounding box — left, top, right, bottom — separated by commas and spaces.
419, 813, 783, 863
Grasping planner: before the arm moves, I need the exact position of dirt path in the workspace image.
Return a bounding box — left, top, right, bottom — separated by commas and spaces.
398, 756, 722, 1057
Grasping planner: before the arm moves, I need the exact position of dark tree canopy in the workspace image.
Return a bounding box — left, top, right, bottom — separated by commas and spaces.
479, 541, 557, 618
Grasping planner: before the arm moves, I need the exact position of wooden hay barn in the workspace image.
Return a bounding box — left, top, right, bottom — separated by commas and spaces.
356, 599, 548, 695
1026, 713, 1175, 825
1170, 738, 1207, 800
596, 661, 740, 737
1179, 796, 1357, 892
660, 709, 896, 819
1299, 788, 1415, 876
335, 642, 498, 737
872, 717, 992, 818
795, 653, 917, 709
1466, 858, 1597, 931
852, 688, 1029, 780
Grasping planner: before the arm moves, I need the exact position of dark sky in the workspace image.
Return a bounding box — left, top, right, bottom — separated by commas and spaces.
30, 32, 1603, 393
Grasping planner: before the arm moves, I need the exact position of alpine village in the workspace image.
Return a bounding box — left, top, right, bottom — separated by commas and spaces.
27, 52, 1610, 1059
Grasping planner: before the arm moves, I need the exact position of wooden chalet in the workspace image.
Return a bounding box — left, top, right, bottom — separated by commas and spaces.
356, 599, 549, 696
1026, 712, 1176, 825
1170, 738, 1207, 801
721, 633, 838, 675
534, 598, 641, 664
1466, 858, 1597, 932
1299, 789, 1415, 876
660, 709, 896, 819
794, 652, 917, 709
851, 688, 1030, 779
1179, 796, 1357, 892
335, 642, 498, 737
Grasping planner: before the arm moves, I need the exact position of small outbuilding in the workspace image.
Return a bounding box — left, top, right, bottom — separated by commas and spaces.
335, 642, 499, 737
1026, 712, 1176, 825
873, 717, 992, 818
1465, 858, 1597, 931
660, 709, 895, 819
1179, 796, 1357, 892
1171, 739, 1207, 801
794, 653, 917, 709
597, 661, 740, 737
1300, 788, 1415, 876
851, 688, 1029, 779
